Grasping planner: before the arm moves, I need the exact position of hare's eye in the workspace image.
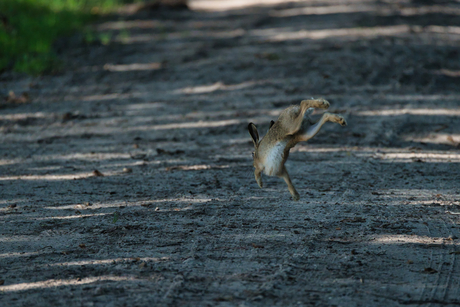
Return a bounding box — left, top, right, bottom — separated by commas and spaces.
251, 152, 255, 159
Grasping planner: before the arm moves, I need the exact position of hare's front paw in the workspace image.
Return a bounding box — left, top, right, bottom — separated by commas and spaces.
257, 179, 263, 188
337, 115, 347, 126
255, 173, 263, 188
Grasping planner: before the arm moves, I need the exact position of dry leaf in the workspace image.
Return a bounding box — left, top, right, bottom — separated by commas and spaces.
434, 124, 448, 132
6, 91, 29, 104
407, 260, 414, 264
92, 170, 104, 177
79, 244, 86, 249
447, 135, 455, 144
0, 280, 4, 285
252, 243, 264, 249
423, 267, 437, 274
123, 167, 133, 173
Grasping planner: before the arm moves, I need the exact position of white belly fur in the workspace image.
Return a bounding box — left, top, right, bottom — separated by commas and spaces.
262, 140, 287, 176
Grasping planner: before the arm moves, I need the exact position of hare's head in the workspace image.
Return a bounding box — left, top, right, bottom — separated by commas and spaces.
248, 123, 264, 187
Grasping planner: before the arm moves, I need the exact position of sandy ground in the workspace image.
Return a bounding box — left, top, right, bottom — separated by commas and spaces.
1, 0, 460, 306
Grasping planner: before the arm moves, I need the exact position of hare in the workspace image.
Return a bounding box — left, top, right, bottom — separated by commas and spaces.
248, 98, 347, 201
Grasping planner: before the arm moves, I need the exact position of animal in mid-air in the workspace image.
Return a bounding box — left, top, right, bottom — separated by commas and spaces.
248, 98, 347, 201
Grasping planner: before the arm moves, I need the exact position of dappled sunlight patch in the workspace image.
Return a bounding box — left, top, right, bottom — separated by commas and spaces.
403, 134, 460, 147
0, 172, 94, 181
372, 234, 446, 245
433, 69, 460, 78
44, 197, 216, 211
270, 4, 460, 18
122, 102, 165, 111
293, 146, 460, 163
0, 158, 23, 166
0, 170, 123, 181
34, 213, 110, 220
0, 275, 136, 293
47, 152, 132, 162
103, 63, 162, 72
270, 3, 378, 17
49, 256, 170, 267
251, 25, 412, 41
190, 0, 322, 11
426, 25, 460, 35
165, 164, 230, 171
129, 119, 242, 131
0, 112, 49, 121
356, 108, 460, 116
251, 25, 460, 42
375, 151, 460, 163
174, 81, 256, 94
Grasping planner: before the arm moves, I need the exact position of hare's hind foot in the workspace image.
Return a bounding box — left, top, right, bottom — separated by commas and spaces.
291, 191, 300, 201
300, 98, 330, 110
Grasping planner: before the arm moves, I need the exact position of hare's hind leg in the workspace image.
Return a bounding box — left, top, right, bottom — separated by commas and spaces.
282, 99, 330, 135
298, 112, 347, 142
279, 166, 300, 201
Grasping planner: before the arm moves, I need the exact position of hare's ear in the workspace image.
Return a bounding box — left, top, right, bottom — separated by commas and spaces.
269, 120, 275, 129
248, 123, 259, 146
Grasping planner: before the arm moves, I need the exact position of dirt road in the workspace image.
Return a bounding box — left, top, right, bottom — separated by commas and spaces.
1, 0, 460, 306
